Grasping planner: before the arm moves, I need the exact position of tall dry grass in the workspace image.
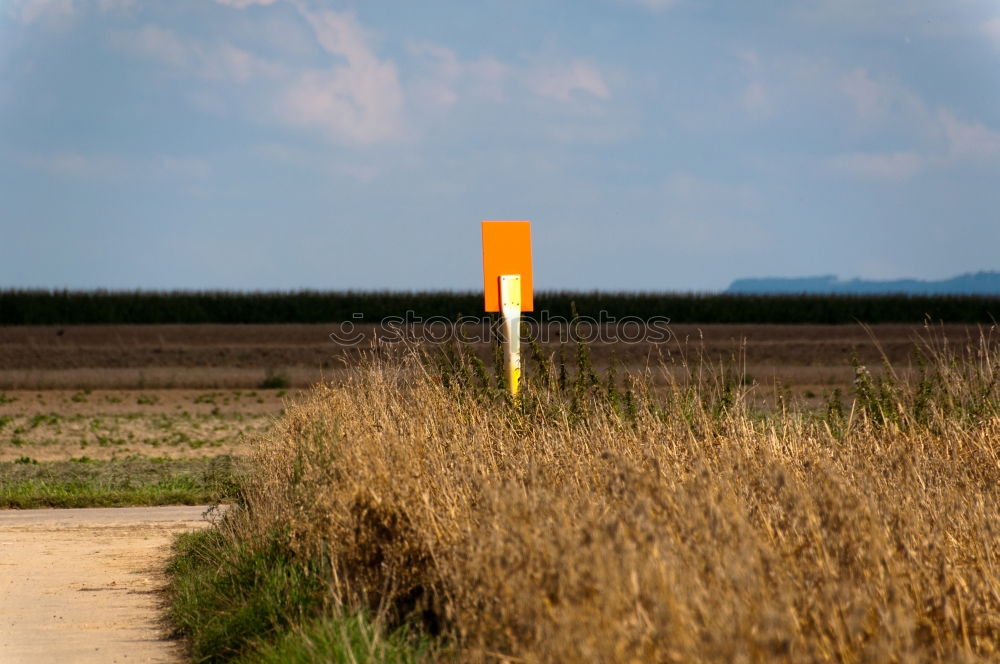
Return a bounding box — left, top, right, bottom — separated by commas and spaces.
224, 330, 1000, 662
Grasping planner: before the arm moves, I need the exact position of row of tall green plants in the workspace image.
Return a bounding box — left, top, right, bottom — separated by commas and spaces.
3, 288, 998, 324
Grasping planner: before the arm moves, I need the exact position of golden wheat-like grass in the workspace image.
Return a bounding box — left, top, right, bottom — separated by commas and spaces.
229, 339, 1000, 663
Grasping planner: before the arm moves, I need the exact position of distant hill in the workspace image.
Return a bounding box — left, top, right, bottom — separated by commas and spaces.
727, 271, 1000, 296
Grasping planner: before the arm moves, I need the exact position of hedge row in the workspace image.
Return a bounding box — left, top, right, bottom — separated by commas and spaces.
1, 289, 997, 325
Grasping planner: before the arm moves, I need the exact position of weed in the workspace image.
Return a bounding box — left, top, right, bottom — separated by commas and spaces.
250, 613, 432, 664
260, 370, 290, 390
825, 388, 846, 436
29, 413, 60, 429
167, 527, 433, 663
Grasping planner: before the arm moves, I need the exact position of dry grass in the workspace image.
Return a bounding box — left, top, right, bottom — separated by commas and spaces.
216, 331, 1000, 662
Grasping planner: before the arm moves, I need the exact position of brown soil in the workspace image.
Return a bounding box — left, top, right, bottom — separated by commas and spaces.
0, 505, 216, 664
0, 389, 297, 416
0, 322, 984, 390
0, 322, 989, 458
0, 389, 297, 462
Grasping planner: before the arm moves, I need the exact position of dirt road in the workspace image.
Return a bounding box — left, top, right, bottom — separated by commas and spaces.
0, 505, 217, 663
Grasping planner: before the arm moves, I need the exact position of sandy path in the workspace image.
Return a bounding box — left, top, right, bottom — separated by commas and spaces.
0, 505, 218, 664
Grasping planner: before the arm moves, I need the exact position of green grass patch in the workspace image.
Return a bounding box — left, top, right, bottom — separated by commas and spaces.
260, 370, 291, 390
168, 527, 433, 663
0, 455, 240, 508
247, 614, 431, 664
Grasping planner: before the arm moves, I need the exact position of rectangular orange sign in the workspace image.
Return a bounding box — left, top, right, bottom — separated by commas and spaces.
482, 221, 533, 312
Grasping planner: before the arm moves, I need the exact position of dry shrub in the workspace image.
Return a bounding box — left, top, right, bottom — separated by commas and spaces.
233, 340, 1000, 663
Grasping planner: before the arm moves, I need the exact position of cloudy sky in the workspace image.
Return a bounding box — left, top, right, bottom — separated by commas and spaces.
2, 0, 999, 292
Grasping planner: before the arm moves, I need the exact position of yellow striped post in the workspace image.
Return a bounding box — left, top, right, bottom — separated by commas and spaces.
499, 274, 522, 397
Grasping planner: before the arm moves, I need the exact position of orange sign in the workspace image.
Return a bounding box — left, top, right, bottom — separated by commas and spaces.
482, 221, 533, 312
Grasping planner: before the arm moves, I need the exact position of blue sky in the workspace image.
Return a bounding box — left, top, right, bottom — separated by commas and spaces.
2, 0, 999, 292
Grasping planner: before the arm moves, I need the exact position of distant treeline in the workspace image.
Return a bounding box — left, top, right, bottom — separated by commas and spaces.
1, 289, 998, 325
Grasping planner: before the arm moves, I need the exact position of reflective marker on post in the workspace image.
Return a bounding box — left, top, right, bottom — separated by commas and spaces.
482, 221, 533, 398
481, 221, 533, 313
499, 274, 522, 396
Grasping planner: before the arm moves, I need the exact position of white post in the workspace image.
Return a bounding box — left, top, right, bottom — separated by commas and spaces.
499, 274, 522, 397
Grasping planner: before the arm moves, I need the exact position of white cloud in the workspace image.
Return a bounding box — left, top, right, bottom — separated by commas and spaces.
547, 121, 633, 144
623, 0, 682, 12
98, 0, 133, 10
413, 43, 461, 107
21, 151, 211, 180
112, 26, 281, 81
528, 62, 610, 102
213, 0, 280, 7
739, 56, 989, 182
407, 42, 621, 145
827, 151, 925, 180
117, 25, 188, 67
836, 67, 933, 134
205, 42, 279, 81
23, 152, 125, 178
826, 111, 1000, 180
464, 58, 508, 100
738, 50, 771, 116
155, 155, 212, 179
743, 81, 769, 114
737, 54, 933, 131
8, 0, 131, 23
938, 110, 1000, 159
8, 0, 74, 24
984, 18, 1000, 49
838, 68, 887, 120
110, 4, 615, 146
408, 41, 509, 108
409, 44, 461, 108
113, 9, 406, 144
279, 8, 406, 143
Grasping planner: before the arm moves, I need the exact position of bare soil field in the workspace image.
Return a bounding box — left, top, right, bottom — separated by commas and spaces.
0, 322, 985, 389
0, 389, 294, 462
0, 322, 988, 460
